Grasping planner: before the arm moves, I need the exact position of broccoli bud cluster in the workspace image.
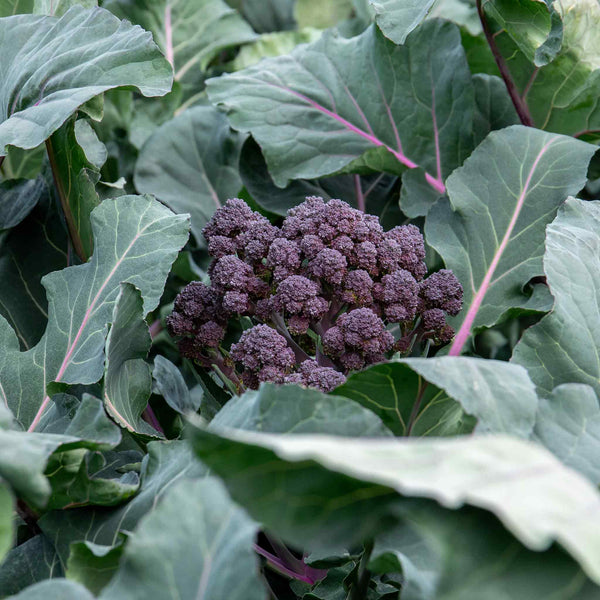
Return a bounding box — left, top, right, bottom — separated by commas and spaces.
168, 197, 463, 395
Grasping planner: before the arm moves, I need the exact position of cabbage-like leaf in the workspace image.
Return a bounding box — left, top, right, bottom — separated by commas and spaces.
425, 126, 595, 355
0, 6, 172, 154
0, 195, 189, 430
513, 198, 600, 396
99, 478, 267, 600
189, 426, 600, 584
134, 105, 245, 244
0, 481, 13, 564
6, 579, 95, 600
208, 20, 475, 193
368, 0, 437, 44
0, 177, 43, 229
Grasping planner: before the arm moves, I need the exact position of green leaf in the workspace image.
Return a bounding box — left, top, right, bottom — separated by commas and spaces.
0, 194, 189, 431
33, 0, 97, 16
0, 396, 121, 507
294, 0, 354, 29
373, 504, 600, 600
425, 126, 595, 355
46, 117, 101, 261
0, 177, 44, 230
334, 361, 474, 437
212, 382, 393, 436
39, 441, 206, 567
189, 425, 600, 584
232, 28, 322, 71
66, 538, 126, 595
6, 579, 95, 600
0, 480, 13, 564
368, 0, 437, 44
104, 0, 256, 84
0, 6, 172, 155
134, 104, 245, 245
0, 146, 45, 180
533, 384, 600, 486
152, 355, 199, 415
0, 179, 68, 351
0, 535, 62, 597
0, 0, 33, 17
232, 0, 295, 33
103, 283, 159, 437
513, 198, 600, 397
99, 477, 267, 600
208, 20, 474, 194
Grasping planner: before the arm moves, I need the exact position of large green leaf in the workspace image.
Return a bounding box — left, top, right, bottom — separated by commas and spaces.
0, 177, 44, 229
425, 126, 594, 355
0, 0, 33, 16
99, 477, 267, 600
372, 504, 600, 600
134, 104, 245, 244
335, 357, 537, 438
7, 579, 95, 600
34, 0, 97, 16
294, 0, 353, 29
0, 6, 172, 155
39, 441, 206, 567
152, 355, 199, 416
208, 20, 475, 194
103, 283, 159, 437
104, 0, 256, 84
513, 198, 600, 397
231, 0, 295, 33
533, 384, 600, 486
0, 194, 189, 431
368, 0, 437, 44
212, 382, 392, 436
189, 425, 600, 583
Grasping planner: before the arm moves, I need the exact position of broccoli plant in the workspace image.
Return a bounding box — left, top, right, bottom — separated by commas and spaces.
168, 197, 462, 394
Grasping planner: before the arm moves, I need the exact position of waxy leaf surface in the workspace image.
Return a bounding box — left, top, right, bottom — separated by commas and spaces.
425, 126, 594, 354
0, 195, 189, 430
208, 20, 474, 193
0, 6, 172, 154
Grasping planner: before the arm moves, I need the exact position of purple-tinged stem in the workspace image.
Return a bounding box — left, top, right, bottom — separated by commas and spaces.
254, 544, 323, 585
271, 313, 312, 363
477, 0, 534, 127
142, 405, 164, 435
573, 129, 600, 139
149, 319, 163, 340
521, 67, 539, 102
406, 379, 429, 436
164, 4, 174, 68
354, 175, 365, 212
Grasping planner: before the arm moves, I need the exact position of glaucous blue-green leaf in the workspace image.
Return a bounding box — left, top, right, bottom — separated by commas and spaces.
368, 0, 437, 44
99, 477, 267, 600
533, 384, 600, 486
513, 198, 600, 397
425, 126, 595, 356
152, 355, 199, 415
39, 441, 206, 567
239, 138, 400, 224
7, 579, 95, 600
0, 195, 189, 431
66, 539, 125, 596
189, 425, 600, 583
34, 0, 97, 16
104, 0, 256, 83
0, 396, 121, 507
134, 104, 245, 244
0, 535, 62, 597
212, 382, 392, 436
208, 20, 474, 194
0, 178, 68, 351
0, 481, 13, 564
0, 6, 172, 155
0, 177, 44, 229
229, 0, 295, 33
232, 28, 322, 71
334, 361, 475, 437
372, 504, 600, 600
294, 0, 353, 29
103, 283, 160, 438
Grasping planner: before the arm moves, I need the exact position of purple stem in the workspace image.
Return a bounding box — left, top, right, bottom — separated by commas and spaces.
142, 405, 164, 435
253, 544, 323, 585
149, 319, 163, 340
477, 0, 534, 127
354, 175, 365, 212
573, 129, 600, 139
164, 4, 174, 67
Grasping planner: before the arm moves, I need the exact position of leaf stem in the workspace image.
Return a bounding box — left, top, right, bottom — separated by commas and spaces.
45, 138, 88, 262
141, 405, 164, 435
354, 175, 365, 212
349, 540, 374, 600
476, 0, 534, 127
406, 377, 429, 436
